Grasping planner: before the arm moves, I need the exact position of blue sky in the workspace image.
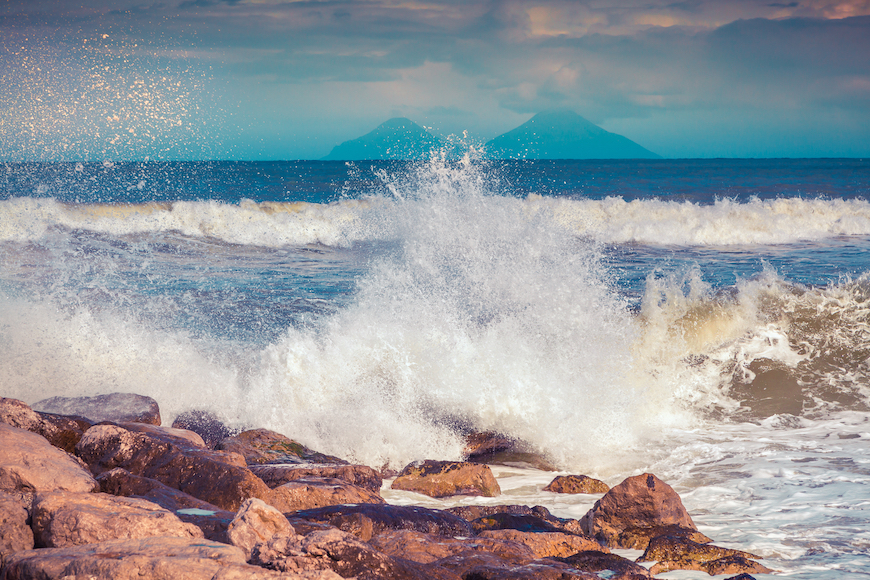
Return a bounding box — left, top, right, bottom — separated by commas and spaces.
2, 0, 869, 160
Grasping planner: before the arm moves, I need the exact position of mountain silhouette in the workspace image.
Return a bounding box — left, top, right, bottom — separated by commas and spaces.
485, 110, 660, 159
322, 118, 443, 160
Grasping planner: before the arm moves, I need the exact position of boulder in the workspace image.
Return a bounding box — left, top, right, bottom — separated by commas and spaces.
477, 530, 604, 559
96, 467, 234, 542
271, 478, 384, 512
228, 498, 296, 560
0, 397, 92, 454
559, 550, 651, 579
435, 552, 591, 579
1, 536, 336, 580
391, 460, 500, 498
580, 473, 696, 548
0, 398, 45, 432
118, 422, 207, 448
75, 423, 273, 511
446, 504, 586, 536
369, 529, 537, 564
0, 492, 34, 565
463, 431, 557, 471
172, 409, 239, 449
616, 524, 711, 550
251, 463, 383, 492
0, 423, 98, 504
471, 513, 565, 534
639, 534, 773, 576
31, 490, 203, 548
291, 504, 473, 537
217, 429, 346, 465
544, 475, 610, 495
33, 392, 161, 425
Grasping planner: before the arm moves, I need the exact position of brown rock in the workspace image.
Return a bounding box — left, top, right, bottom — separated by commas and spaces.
544, 475, 610, 495
446, 504, 587, 536
369, 529, 537, 564
640, 534, 773, 576
0, 398, 45, 432
435, 552, 592, 579
271, 477, 384, 512
218, 428, 346, 465
391, 460, 500, 498
33, 392, 161, 425
724, 574, 759, 580
31, 490, 203, 548
75, 423, 274, 511
228, 497, 296, 560
172, 409, 239, 449
96, 467, 234, 542
559, 550, 651, 579
478, 530, 604, 559
0, 492, 34, 565
0, 423, 98, 504
251, 463, 383, 492
1, 536, 334, 579
471, 512, 564, 534
0, 397, 92, 454
291, 503, 473, 537
616, 524, 712, 550
463, 431, 558, 471
581, 473, 696, 548
118, 421, 207, 448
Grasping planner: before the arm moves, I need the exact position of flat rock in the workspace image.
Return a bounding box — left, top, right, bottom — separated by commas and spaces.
640, 534, 773, 576
581, 473, 696, 548
471, 513, 565, 534
272, 477, 385, 512
559, 550, 651, 579
292, 503, 473, 537
369, 529, 537, 564
33, 392, 161, 425
391, 460, 500, 498
616, 524, 712, 550
478, 530, 604, 559
0, 423, 98, 503
251, 463, 383, 492
76, 423, 274, 511
31, 490, 203, 548
0, 492, 34, 565
1, 536, 334, 580
228, 497, 296, 560
446, 504, 586, 536
435, 552, 593, 579
96, 467, 234, 542
172, 409, 239, 449
218, 428, 346, 465
544, 475, 610, 495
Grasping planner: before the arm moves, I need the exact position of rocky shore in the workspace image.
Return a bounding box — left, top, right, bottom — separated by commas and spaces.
0, 393, 774, 579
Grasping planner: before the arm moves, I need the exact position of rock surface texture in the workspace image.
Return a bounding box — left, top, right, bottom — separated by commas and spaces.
544, 474, 610, 495
227, 498, 296, 559
218, 429, 346, 465
33, 393, 162, 425
251, 463, 383, 492
0, 492, 34, 565
391, 460, 501, 498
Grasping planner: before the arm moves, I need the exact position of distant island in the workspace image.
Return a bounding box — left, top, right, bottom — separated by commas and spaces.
322, 110, 659, 160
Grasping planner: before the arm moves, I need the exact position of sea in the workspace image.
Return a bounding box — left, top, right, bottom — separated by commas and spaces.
1, 156, 869, 578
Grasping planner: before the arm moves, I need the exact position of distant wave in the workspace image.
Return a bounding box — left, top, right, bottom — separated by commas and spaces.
2, 195, 869, 247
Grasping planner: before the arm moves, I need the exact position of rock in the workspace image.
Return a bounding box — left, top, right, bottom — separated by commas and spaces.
228, 498, 296, 560
559, 550, 651, 579
0, 398, 45, 432
33, 392, 161, 425
435, 552, 591, 579
0, 397, 92, 454
369, 529, 537, 564
544, 475, 610, 495
292, 504, 473, 537
31, 490, 203, 548
251, 463, 383, 492
1, 536, 333, 579
463, 431, 557, 471
640, 534, 773, 576
477, 530, 604, 559
471, 513, 565, 534
391, 460, 500, 498
75, 423, 273, 511
118, 421, 207, 448
96, 467, 234, 542
616, 524, 711, 550
172, 409, 239, 449
446, 504, 586, 536
0, 423, 98, 504
724, 574, 759, 580
218, 428, 346, 465
272, 478, 385, 512
581, 473, 696, 548
0, 492, 34, 565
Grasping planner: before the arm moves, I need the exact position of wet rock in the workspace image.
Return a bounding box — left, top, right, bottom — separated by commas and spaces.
544, 475, 610, 495
228, 498, 296, 560
292, 503, 473, 537
391, 460, 500, 498
580, 473, 696, 548
251, 463, 383, 492
724, 574, 759, 580
75, 423, 274, 511
1, 536, 330, 580
33, 392, 161, 425
471, 513, 564, 534
436, 552, 590, 580
96, 467, 234, 542
616, 524, 711, 550
369, 529, 536, 564
272, 477, 385, 512
218, 428, 346, 465
559, 550, 651, 579
463, 431, 557, 471
446, 504, 586, 536
640, 534, 773, 576
477, 530, 604, 559
31, 490, 203, 548
172, 409, 239, 449
0, 423, 98, 504
0, 397, 92, 454
0, 492, 34, 565
118, 421, 207, 448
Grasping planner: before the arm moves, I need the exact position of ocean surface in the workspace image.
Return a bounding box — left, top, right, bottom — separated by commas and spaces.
2, 157, 869, 577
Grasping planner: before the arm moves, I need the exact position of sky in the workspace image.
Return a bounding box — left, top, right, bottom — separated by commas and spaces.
1, 0, 869, 160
